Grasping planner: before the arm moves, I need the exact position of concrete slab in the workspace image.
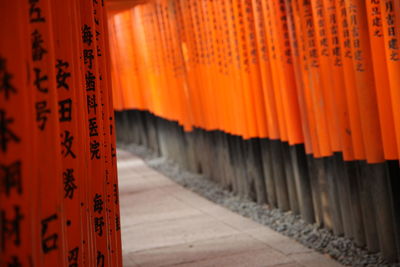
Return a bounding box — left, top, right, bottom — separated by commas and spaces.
174, 248, 294, 267
120, 193, 202, 226
123, 215, 239, 253
127, 234, 282, 267
117, 149, 343, 267
122, 254, 140, 267
245, 228, 313, 255
289, 252, 343, 267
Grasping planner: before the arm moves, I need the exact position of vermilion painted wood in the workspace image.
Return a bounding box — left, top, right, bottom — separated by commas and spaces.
52, 2, 85, 265
107, 0, 400, 163
0, 2, 33, 266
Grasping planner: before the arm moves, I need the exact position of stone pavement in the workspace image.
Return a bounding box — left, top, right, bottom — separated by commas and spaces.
117, 149, 343, 267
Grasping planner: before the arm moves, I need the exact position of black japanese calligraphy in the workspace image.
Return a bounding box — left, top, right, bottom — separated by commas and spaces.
95, 30, 100, 42
29, 0, 46, 23
97, 45, 102, 57
35, 101, 50, 131
89, 117, 98, 137
61, 130, 76, 159
41, 213, 58, 254
0, 57, 17, 100
85, 71, 96, 92
83, 49, 94, 69
33, 68, 48, 93
0, 206, 23, 251
31, 30, 47, 61
115, 214, 120, 231
94, 216, 104, 237
56, 60, 71, 89
87, 94, 98, 115
68, 246, 79, 267
7, 256, 22, 267
63, 168, 77, 200
90, 140, 100, 160
0, 161, 22, 197
109, 116, 113, 135
59, 98, 72, 122
82, 24, 93, 46
385, 0, 399, 61
111, 144, 116, 158
93, 193, 103, 214
96, 251, 105, 267
113, 184, 119, 206
370, 0, 383, 37
0, 110, 20, 152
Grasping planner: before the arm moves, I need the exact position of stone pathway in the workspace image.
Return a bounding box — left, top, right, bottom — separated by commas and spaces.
118, 149, 343, 267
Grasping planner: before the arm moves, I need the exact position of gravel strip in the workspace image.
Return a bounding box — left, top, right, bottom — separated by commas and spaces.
120, 143, 399, 267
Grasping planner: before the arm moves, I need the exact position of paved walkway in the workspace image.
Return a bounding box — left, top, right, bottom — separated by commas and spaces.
118, 149, 343, 267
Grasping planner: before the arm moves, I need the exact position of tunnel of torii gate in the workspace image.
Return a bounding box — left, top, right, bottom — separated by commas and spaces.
1, 0, 400, 266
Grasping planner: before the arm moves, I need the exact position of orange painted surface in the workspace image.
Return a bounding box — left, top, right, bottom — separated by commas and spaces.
366, 0, 398, 160
271, 0, 304, 145
108, 0, 400, 163
0, 2, 33, 266
1, 0, 122, 266
335, 0, 366, 160
346, 0, 384, 163
322, 0, 355, 160
3, 1, 400, 265
381, 0, 400, 161
262, 0, 289, 142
